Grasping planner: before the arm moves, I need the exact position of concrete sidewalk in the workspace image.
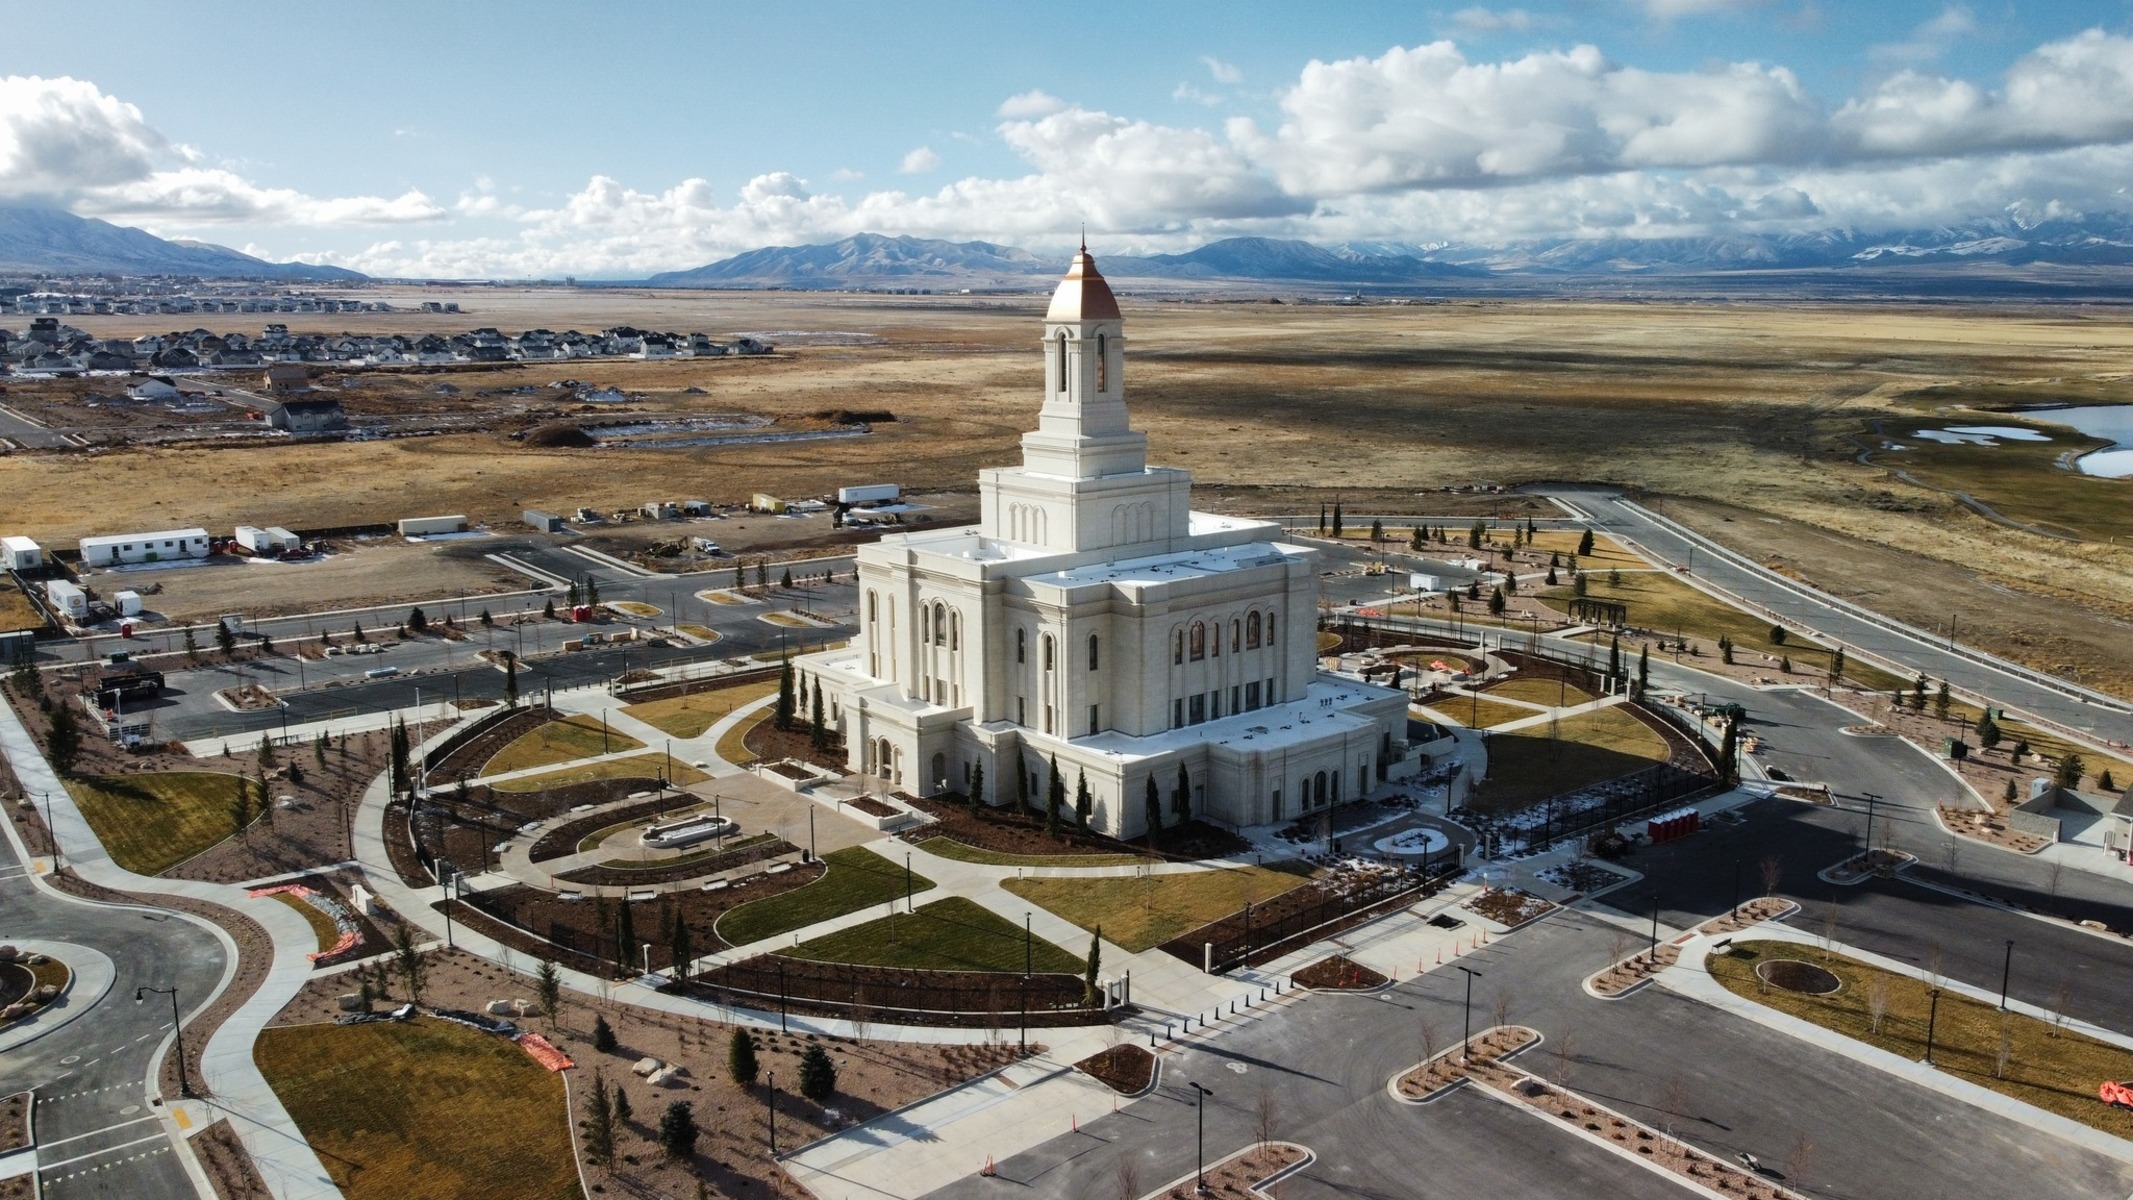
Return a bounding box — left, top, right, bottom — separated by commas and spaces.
0, 696, 341, 1200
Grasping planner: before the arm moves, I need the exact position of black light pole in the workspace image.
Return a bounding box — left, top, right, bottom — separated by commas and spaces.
1024, 912, 1033, 978
137, 986, 192, 1097
1189, 1081, 1214, 1194
1861, 792, 1881, 855
1649, 895, 1661, 963
905, 852, 913, 913
1998, 940, 2015, 1011
1923, 988, 1943, 1065
1457, 965, 1481, 1062
767, 1071, 778, 1155
40, 791, 59, 870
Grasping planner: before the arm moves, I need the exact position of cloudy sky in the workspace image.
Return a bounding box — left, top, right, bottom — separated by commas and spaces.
6, 0, 2133, 277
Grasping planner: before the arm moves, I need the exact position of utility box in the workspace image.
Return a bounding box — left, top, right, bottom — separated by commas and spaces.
640, 501, 678, 520
750, 493, 787, 514
524, 509, 565, 533
234, 525, 300, 554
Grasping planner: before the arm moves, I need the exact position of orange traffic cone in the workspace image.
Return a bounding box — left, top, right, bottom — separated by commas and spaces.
981, 1156, 995, 1177
1435, 946, 1443, 964
1071, 1113, 1078, 1132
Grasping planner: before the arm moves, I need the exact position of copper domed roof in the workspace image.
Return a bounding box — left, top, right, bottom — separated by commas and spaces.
1045, 248, 1121, 323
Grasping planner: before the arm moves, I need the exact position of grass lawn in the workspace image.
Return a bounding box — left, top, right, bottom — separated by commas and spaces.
1315, 632, 1343, 653
1432, 694, 1540, 730
1484, 677, 1599, 709
479, 714, 644, 777
1535, 572, 1909, 691
486, 753, 705, 795
1710, 939, 2133, 1140
715, 846, 934, 946
272, 892, 339, 954
622, 678, 778, 739
1002, 864, 1312, 953
66, 772, 251, 876
255, 1019, 579, 1200
1525, 529, 1647, 568
675, 623, 722, 643
916, 837, 1149, 869
1473, 707, 1670, 812
787, 896, 1085, 973
607, 601, 659, 617
0, 582, 40, 633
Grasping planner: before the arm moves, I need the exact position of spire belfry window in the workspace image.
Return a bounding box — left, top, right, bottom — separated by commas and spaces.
1096, 333, 1107, 392
1056, 331, 1067, 393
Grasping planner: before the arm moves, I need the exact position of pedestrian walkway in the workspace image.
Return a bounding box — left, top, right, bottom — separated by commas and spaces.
0, 693, 342, 1200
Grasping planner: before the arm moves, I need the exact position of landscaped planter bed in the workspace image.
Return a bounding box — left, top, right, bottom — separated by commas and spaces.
457, 867, 827, 975
418, 705, 555, 785
686, 955, 1110, 1028
1292, 953, 1388, 990
524, 790, 692, 862
551, 835, 793, 887
903, 793, 1249, 863
1461, 886, 1556, 928
1075, 1044, 1157, 1094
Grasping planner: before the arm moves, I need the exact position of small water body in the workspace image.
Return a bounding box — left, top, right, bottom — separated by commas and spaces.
2028, 405, 2133, 478
1909, 426, 2052, 445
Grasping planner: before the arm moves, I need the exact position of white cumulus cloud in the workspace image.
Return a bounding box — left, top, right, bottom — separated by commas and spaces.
900, 145, 941, 174
0, 73, 444, 226
1202, 57, 1244, 85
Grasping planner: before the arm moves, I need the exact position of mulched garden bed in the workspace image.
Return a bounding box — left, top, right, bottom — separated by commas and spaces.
195, 1118, 273, 1200
277, 871, 397, 963
551, 836, 796, 887
419, 704, 555, 784
460, 861, 828, 971
1292, 953, 1389, 990
901, 793, 1249, 863
0, 1090, 28, 1155
847, 795, 898, 818
0, 962, 31, 1013
1075, 1044, 1156, 1094
742, 718, 847, 771
1461, 887, 1557, 928
685, 956, 1111, 1028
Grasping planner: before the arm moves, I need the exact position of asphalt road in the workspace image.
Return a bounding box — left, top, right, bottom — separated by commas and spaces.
925, 915, 2133, 1200
0, 852, 227, 1200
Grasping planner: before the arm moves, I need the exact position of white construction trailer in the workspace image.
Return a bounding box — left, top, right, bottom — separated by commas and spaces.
1, 536, 42, 571
397, 515, 469, 537
79, 529, 211, 567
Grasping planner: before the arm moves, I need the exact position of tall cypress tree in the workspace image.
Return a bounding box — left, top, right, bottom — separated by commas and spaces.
1144, 775, 1163, 841
775, 660, 795, 731
616, 899, 637, 975
1044, 755, 1063, 836
1074, 769, 1092, 827
1173, 762, 1191, 823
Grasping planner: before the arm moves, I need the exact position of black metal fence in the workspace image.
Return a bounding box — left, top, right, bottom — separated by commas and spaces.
1471, 761, 1718, 857
1169, 856, 1464, 975
687, 956, 1108, 1027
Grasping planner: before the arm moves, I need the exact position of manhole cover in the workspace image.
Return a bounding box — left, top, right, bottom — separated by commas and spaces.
60, 1055, 80, 1064
1756, 959, 1842, 995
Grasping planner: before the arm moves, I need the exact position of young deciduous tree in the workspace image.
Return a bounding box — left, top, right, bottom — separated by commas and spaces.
393, 922, 425, 1004
2054, 753, 2086, 791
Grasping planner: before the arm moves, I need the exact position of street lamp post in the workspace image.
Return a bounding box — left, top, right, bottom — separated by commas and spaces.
1457, 965, 1481, 1062
1923, 987, 1943, 1065
767, 1071, 778, 1155
136, 986, 192, 1097
40, 791, 58, 870
1024, 911, 1033, 979
1189, 1081, 1214, 1194
1998, 940, 2015, 1011
1860, 792, 1881, 857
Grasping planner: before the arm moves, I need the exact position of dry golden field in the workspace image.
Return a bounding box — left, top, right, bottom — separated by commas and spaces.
11, 288, 2132, 693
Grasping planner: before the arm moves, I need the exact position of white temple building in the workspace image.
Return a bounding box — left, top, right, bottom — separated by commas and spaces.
797, 246, 1416, 838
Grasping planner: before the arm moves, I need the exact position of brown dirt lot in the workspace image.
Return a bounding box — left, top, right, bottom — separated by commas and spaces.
14, 292, 2130, 703
76, 540, 532, 624
1649, 494, 2133, 700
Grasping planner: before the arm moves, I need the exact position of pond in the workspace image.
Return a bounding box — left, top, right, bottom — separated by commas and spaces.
2028, 404, 2133, 478
1908, 425, 2052, 445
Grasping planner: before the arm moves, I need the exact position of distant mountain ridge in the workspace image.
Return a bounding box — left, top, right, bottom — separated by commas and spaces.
647, 218, 2133, 289
0, 206, 365, 280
